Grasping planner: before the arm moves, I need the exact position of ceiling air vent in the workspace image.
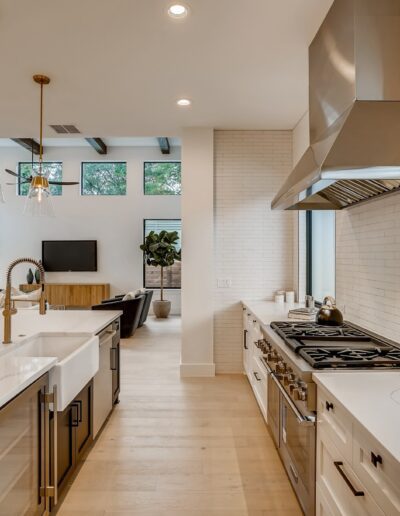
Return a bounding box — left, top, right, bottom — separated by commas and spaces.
49, 124, 80, 134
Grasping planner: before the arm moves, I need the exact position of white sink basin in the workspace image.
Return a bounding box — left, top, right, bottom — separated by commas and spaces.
15, 333, 99, 411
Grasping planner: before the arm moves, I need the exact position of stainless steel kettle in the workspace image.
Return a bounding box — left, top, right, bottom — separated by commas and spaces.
317, 296, 344, 326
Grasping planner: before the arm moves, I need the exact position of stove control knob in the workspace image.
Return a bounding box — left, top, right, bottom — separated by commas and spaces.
293, 387, 307, 401
275, 361, 286, 374
268, 350, 279, 363
289, 383, 299, 394
288, 373, 296, 383
283, 369, 293, 385
293, 388, 302, 401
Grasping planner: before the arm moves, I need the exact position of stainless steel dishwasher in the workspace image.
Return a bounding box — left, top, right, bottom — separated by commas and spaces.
93, 324, 116, 437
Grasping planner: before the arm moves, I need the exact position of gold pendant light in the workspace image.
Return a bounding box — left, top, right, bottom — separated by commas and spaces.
24, 74, 54, 217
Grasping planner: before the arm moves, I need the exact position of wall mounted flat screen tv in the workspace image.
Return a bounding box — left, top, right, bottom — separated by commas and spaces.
42, 240, 97, 272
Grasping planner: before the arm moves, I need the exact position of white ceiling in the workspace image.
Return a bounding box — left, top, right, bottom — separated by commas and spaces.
0, 0, 333, 138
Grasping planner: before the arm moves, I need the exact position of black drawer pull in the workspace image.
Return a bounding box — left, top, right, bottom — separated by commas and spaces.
371, 452, 383, 468
326, 401, 334, 411
334, 461, 364, 497
243, 330, 248, 350
70, 403, 80, 427
253, 371, 261, 381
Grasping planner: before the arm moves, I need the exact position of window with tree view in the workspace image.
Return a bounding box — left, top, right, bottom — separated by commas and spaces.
144, 162, 181, 195
81, 162, 127, 195
143, 219, 181, 289
18, 162, 63, 196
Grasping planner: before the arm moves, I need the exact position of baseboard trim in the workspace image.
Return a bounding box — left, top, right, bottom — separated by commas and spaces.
180, 363, 216, 377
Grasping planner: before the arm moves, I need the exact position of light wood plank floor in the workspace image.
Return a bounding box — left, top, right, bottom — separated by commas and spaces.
58, 316, 302, 516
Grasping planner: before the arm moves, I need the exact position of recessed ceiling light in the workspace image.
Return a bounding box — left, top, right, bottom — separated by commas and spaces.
168, 4, 188, 19
177, 98, 191, 106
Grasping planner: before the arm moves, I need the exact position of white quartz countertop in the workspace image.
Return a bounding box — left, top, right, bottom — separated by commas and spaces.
242, 299, 306, 326
0, 355, 58, 407
0, 309, 122, 356
313, 371, 400, 463
0, 309, 121, 408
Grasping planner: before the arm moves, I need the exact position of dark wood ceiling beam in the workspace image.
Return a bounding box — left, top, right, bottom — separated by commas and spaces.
11, 138, 40, 155
85, 137, 107, 155
157, 137, 170, 155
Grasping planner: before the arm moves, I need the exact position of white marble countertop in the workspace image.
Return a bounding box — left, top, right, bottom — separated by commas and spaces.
0, 309, 121, 408
0, 355, 58, 407
0, 309, 122, 356
242, 299, 306, 325
313, 371, 400, 463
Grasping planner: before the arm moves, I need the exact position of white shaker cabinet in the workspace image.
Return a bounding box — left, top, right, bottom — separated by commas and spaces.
316, 384, 400, 516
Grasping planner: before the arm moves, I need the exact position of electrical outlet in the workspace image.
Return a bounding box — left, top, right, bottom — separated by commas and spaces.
217, 278, 232, 288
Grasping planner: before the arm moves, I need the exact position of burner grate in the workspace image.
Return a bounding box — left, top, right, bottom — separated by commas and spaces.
299, 346, 400, 369
271, 320, 400, 369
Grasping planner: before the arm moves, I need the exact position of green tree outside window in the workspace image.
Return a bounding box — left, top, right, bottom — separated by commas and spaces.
144, 162, 181, 195
81, 162, 127, 195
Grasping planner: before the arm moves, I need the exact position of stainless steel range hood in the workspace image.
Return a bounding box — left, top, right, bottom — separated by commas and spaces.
272, 0, 400, 210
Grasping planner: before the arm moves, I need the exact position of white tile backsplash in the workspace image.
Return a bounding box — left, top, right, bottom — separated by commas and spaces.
336, 191, 400, 342
214, 130, 295, 373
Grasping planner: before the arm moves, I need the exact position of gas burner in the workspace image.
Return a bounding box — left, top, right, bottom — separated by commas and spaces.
299, 346, 400, 369
271, 321, 366, 339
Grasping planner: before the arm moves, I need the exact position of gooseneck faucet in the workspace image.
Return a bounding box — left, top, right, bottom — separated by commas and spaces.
3, 258, 46, 344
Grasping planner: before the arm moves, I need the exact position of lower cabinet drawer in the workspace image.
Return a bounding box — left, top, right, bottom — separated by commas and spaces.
317, 429, 384, 516
251, 356, 268, 421
317, 386, 352, 463
352, 423, 400, 515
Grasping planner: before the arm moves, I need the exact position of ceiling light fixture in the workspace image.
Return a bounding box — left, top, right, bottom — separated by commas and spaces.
4, 75, 79, 216
177, 98, 191, 106
168, 4, 188, 19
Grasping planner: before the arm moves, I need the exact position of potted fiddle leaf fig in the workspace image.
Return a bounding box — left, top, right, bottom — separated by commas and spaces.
140, 230, 181, 318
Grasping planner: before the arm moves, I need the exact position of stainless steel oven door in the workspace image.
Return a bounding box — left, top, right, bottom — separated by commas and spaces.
278, 378, 316, 516
265, 365, 280, 448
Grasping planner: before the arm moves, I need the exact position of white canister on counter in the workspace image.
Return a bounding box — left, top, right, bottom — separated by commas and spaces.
275, 293, 285, 304
285, 291, 295, 304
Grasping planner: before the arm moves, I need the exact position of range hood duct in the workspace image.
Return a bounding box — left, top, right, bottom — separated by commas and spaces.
272, 0, 400, 210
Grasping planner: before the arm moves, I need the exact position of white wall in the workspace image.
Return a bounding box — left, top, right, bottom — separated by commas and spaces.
181, 128, 215, 377
214, 130, 295, 373
336, 192, 400, 341
0, 145, 181, 313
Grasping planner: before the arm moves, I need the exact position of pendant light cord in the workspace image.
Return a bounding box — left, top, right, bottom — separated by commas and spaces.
39, 82, 43, 174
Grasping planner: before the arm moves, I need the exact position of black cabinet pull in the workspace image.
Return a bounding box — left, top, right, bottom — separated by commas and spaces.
70, 403, 80, 427
243, 330, 248, 350
371, 452, 383, 468
253, 371, 261, 381
110, 347, 117, 371
326, 401, 334, 411
334, 461, 365, 497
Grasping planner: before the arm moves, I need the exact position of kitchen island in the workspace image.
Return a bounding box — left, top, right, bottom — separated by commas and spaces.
0, 308, 122, 514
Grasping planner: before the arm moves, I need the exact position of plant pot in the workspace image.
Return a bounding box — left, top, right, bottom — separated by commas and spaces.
153, 300, 171, 319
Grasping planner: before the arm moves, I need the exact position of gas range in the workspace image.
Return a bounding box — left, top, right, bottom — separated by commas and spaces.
270, 320, 400, 369
257, 320, 400, 415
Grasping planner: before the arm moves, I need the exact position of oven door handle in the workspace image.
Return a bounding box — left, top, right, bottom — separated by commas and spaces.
271, 372, 315, 426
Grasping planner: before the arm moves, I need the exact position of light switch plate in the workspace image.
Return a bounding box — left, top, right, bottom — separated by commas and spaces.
217, 278, 232, 288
